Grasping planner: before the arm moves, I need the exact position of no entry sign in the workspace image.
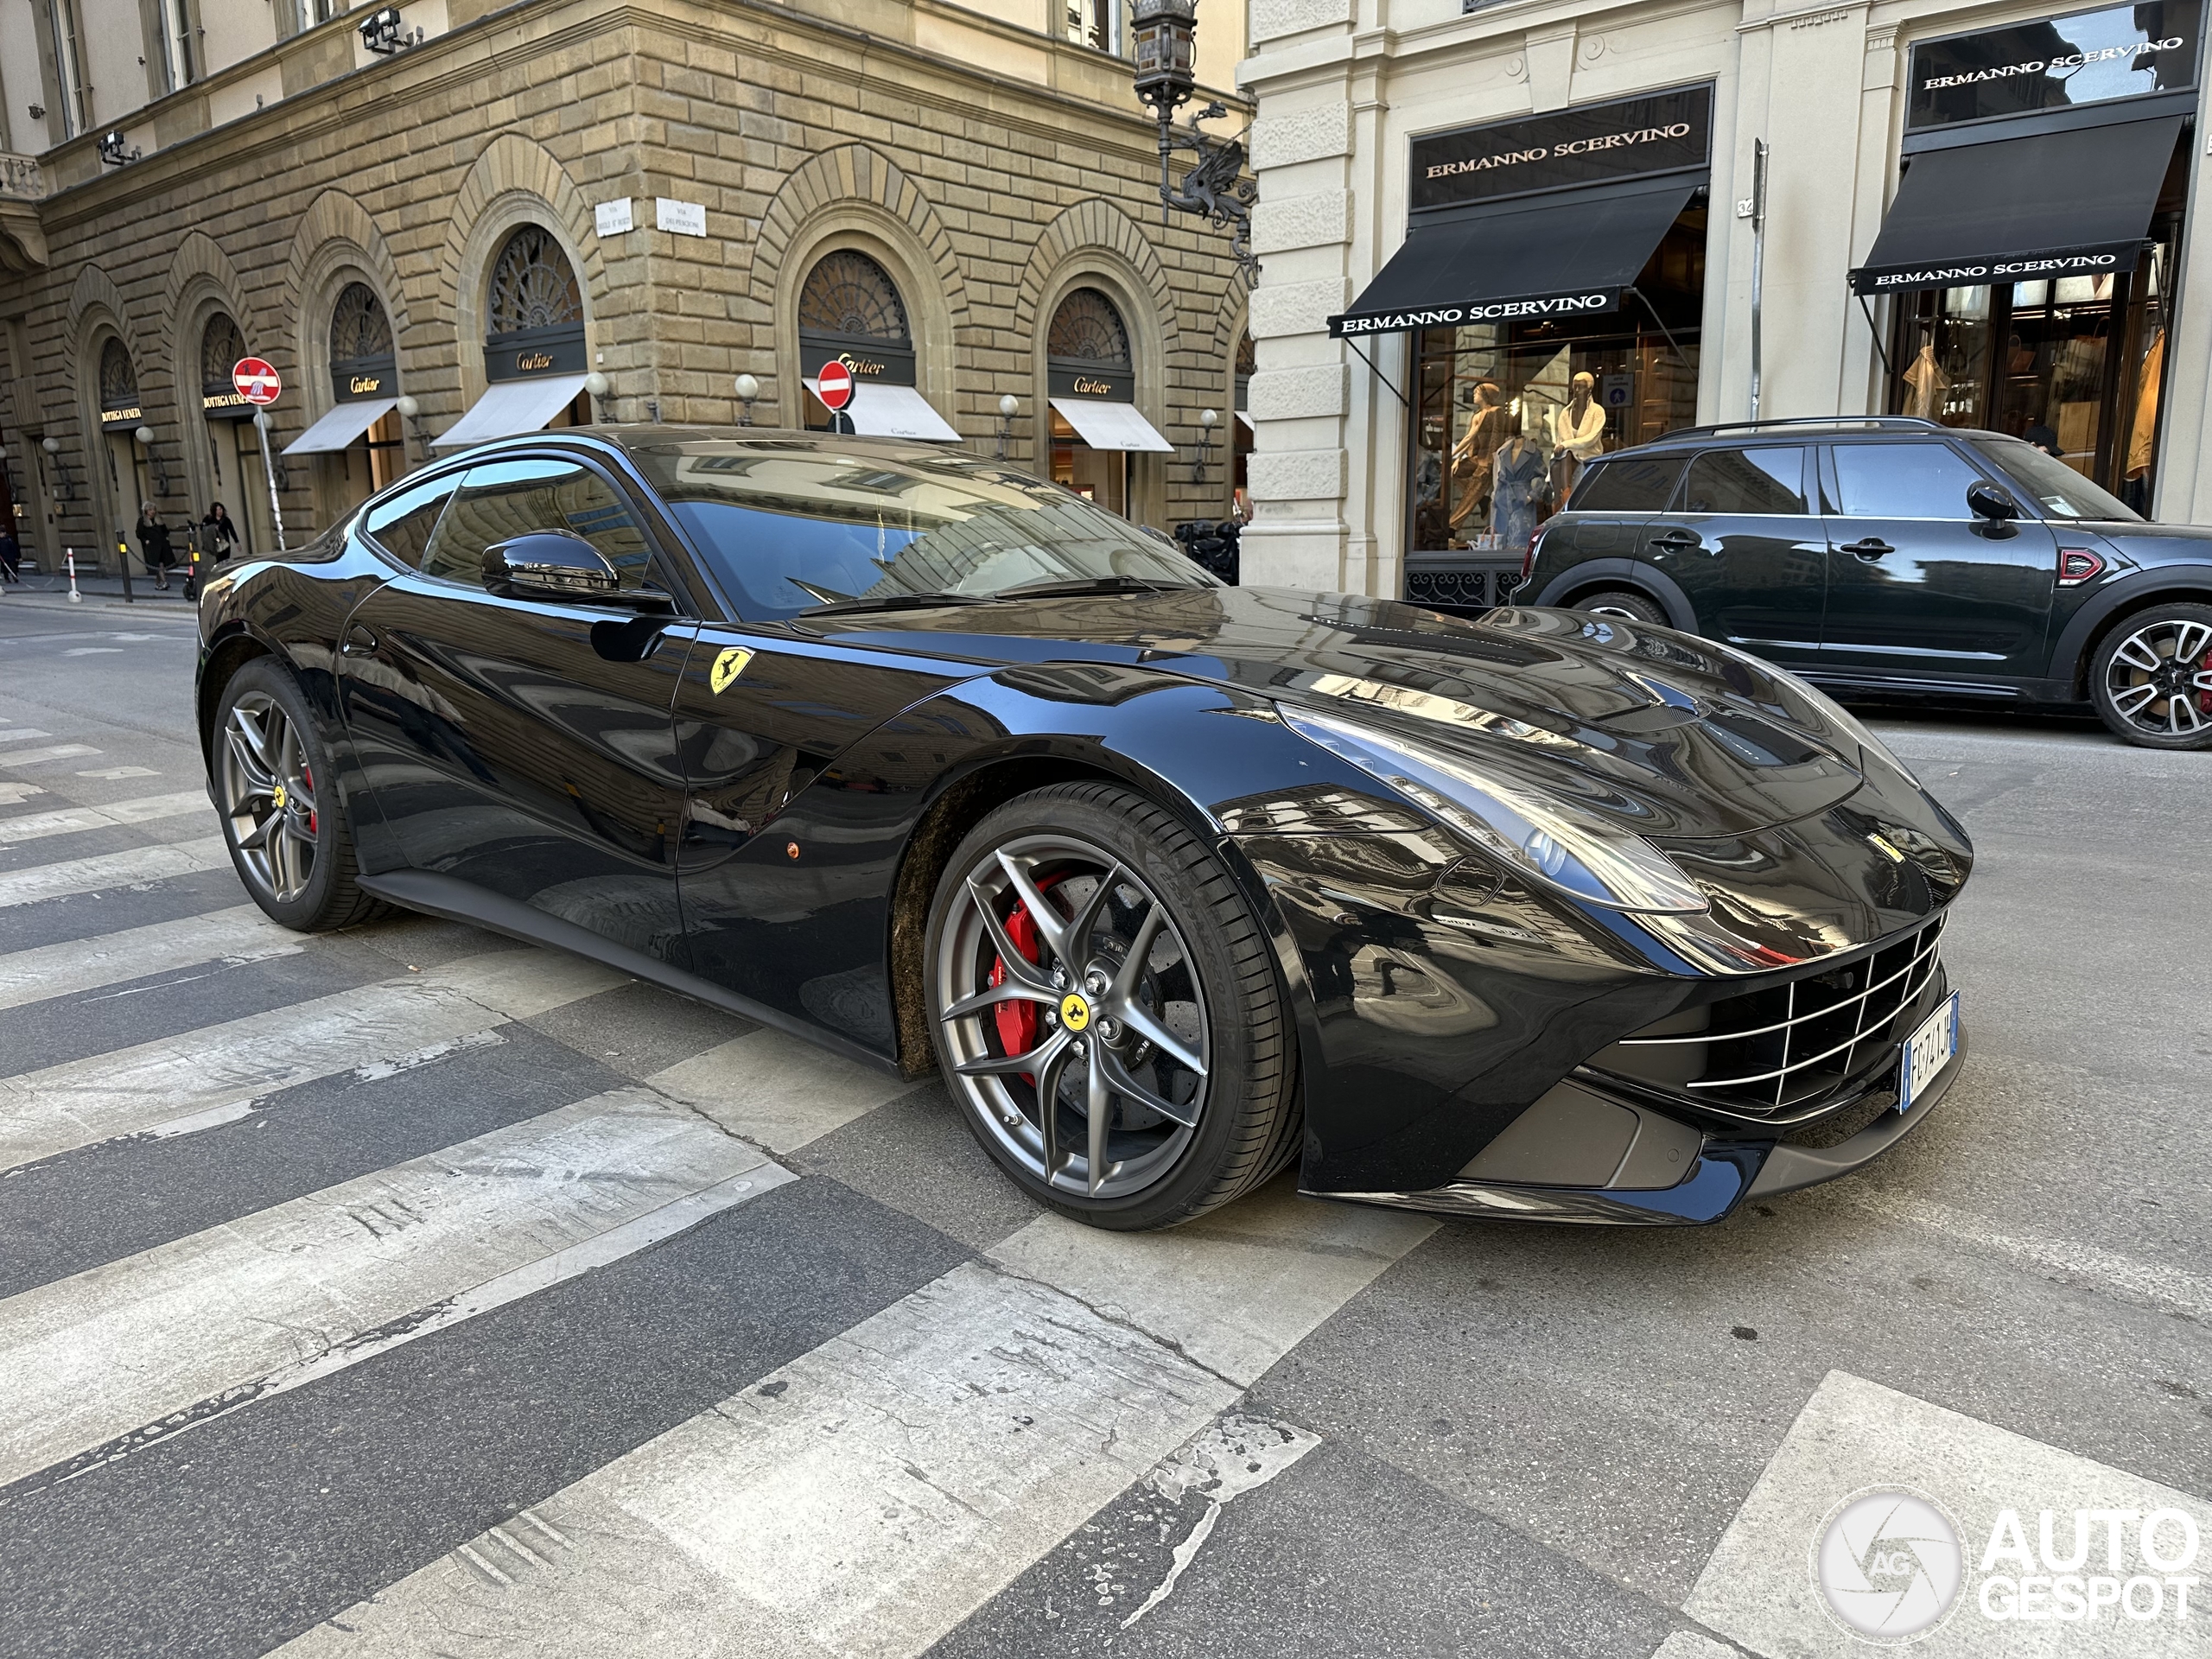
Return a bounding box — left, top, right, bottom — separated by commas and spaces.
815, 360, 854, 411
232, 358, 282, 406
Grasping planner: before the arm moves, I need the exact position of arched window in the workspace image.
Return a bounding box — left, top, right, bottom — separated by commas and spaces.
798, 250, 909, 343
200, 313, 245, 398
99, 338, 138, 410
330, 283, 392, 365
1048, 288, 1131, 368
486, 226, 582, 334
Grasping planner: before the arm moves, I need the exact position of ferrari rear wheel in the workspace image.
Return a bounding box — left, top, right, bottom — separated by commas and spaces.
925, 781, 1300, 1230
213, 658, 383, 931
2090, 602, 2212, 750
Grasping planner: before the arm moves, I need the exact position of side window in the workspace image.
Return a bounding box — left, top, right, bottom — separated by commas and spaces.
1571, 454, 1686, 513
418, 458, 664, 593
1681, 447, 1808, 515
1831, 443, 1984, 519
361, 474, 460, 569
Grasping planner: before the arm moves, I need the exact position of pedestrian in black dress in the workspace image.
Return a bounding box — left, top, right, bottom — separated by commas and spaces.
137, 505, 175, 591
201, 502, 238, 560
0, 524, 21, 583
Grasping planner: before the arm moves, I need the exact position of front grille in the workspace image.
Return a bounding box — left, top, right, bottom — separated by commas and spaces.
1590, 916, 1948, 1118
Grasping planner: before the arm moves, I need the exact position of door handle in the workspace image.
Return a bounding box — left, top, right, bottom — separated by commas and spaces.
1649, 531, 1700, 552
1840, 538, 1892, 560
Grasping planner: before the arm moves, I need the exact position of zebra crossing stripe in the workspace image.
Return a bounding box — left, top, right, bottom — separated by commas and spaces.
648, 1027, 920, 1154
0, 948, 623, 1171
278, 1189, 1434, 1656
0, 904, 301, 1014
0, 729, 56, 746
0, 745, 103, 770
0, 791, 211, 845
0, 1087, 792, 1493
0, 835, 230, 909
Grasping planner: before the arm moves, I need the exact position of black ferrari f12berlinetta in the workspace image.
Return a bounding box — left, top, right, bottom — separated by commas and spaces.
196, 429, 1972, 1230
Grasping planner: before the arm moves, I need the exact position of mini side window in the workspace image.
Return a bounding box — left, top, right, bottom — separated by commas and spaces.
361, 474, 461, 569
1681, 447, 1808, 515
1572, 454, 1687, 513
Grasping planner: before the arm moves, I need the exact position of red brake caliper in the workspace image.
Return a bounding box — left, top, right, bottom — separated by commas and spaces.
302, 763, 317, 836
2201, 645, 2212, 715
989, 874, 1065, 1085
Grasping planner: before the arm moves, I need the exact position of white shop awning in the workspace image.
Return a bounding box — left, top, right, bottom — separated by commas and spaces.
431, 375, 590, 449
282, 398, 397, 456
1049, 397, 1173, 454
803, 379, 960, 442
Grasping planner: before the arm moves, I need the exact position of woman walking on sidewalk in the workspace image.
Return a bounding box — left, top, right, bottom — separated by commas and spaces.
0, 524, 21, 583
200, 502, 238, 562
136, 505, 175, 591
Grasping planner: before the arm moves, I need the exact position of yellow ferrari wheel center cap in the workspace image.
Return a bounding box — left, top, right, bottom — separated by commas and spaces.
270, 784, 287, 809
1058, 992, 1091, 1033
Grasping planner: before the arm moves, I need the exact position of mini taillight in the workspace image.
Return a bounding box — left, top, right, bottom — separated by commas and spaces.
1522, 524, 1546, 582
2056, 548, 2106, 586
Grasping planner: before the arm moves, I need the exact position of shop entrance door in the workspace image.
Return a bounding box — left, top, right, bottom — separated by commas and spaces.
101, 428, 149, 566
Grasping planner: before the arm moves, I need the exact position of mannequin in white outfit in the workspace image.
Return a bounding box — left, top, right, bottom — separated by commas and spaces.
1549, 372, 1607, 496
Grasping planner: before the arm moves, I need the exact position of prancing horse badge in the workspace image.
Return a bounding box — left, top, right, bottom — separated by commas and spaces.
709, 646, 754, 694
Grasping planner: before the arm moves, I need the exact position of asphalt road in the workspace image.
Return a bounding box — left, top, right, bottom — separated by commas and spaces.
0, 589, 2204, 1659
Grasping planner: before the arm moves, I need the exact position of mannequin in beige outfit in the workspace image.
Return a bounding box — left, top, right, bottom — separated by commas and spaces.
1549, 372, 1607, 496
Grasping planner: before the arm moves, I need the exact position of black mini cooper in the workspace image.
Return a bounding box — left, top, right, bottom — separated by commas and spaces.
1522, 416, 2212, 749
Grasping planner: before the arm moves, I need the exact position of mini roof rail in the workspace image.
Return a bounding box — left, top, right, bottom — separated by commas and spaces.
1662, 416, 1946, 440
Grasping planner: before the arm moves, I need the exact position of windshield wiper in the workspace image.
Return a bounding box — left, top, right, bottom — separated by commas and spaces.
995, 575, 1183, 601
797, 590, 1000, 617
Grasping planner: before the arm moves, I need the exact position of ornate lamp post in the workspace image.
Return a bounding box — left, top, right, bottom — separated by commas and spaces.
1131, 0, 1256, 279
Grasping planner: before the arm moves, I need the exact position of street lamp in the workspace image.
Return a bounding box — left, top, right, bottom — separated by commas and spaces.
132, 423, 173, 497
395, 393, 427, 467
995, 393, 1019, 461
734, 373, 760, 426
41, 435, 71, 503
1192, 408, 1217, 484
1131, 0, 1256, 278
582, 370, 611, 423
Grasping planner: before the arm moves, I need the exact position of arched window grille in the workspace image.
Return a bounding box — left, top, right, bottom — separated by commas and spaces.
200, 313, 245, 395
486, 226, 582, 334
99, 338, 139, 407
330, 283, 393, 364
798, 251, 910, 342
1048, 288, 1131, 367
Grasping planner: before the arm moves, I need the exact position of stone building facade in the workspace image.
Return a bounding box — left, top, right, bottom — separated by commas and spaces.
0, 0, 1255, 571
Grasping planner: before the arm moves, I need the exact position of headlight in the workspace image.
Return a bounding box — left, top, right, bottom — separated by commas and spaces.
1278, 706, 1709, 915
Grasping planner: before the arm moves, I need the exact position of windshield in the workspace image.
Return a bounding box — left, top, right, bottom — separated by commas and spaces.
1968, 438, 2141, 522
631, 440, 1212, 620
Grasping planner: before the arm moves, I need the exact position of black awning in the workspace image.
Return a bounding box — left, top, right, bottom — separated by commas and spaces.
1328, 175, 1701, 339
1850, 116, 2181, 296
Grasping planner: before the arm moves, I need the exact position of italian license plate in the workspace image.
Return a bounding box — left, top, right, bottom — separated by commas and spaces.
1897, 992, 1960, 1114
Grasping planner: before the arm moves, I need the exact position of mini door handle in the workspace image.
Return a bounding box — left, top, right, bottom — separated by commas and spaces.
1649, 531, 1700, 551
1841, 538, 1892, 559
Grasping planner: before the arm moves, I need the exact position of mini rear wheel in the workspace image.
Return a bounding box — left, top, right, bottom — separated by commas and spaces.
2090, 603, 2212, 750
1574, 588, 1669, 625
213, 658, 383, 931
924, 781, 1300, 1230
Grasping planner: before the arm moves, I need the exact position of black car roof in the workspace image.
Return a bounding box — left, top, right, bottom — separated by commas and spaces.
434, 425, 968, 467
1594, 416, 2016, 456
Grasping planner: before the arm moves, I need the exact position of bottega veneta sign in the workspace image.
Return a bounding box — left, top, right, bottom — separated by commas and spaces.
1409, 85, 1713, 213
1907, 0, 2201, 130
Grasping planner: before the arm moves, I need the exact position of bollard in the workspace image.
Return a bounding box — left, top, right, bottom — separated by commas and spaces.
116, 534, 134, 604
66, 549, 83, 604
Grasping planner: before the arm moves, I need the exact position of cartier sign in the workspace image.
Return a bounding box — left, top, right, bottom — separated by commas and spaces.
333, 353, 397, 404
484, 321, 587, 382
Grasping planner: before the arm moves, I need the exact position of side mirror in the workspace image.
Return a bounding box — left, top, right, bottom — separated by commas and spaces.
1966, 481, 2020, 523
484, 531, 623, 601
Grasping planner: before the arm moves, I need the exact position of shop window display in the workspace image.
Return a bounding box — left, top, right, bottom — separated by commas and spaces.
1408, 209, 1704, 560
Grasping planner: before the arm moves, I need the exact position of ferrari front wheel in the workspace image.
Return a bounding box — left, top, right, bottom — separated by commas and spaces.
925, 781, 1300, 1230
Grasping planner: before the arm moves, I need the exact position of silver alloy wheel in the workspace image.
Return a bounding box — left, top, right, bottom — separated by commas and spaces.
218, 690, 319, 903
935, 833, 1210, 1199
2104, 617, 2212, 740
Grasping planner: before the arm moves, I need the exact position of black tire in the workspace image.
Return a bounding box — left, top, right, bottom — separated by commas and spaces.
2088, 602, 2212, 751
211, 658, 385, 931
924, 780, 1300, 1230
1573, 588, 1669, 625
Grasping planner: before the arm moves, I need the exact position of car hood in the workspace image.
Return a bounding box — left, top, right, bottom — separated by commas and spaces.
808, 586, 1872, 837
